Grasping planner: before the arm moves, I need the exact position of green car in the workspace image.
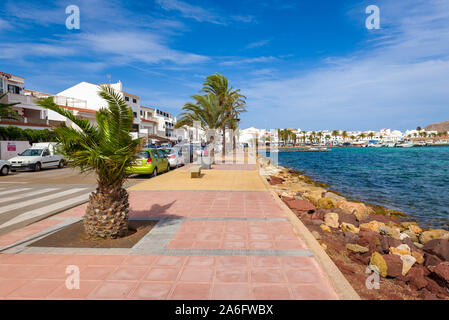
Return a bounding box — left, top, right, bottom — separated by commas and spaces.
125, 148, 169, 176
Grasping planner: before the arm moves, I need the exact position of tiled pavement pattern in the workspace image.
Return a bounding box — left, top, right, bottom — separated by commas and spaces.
0, 161, 339, 300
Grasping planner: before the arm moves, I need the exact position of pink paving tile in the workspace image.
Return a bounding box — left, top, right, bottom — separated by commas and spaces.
122, 255, 157, 266
252, 285, 293, 300
7, 280, 62, 298
217, 256, 249, 268
273, 232, 299, 241
88, 281, 138, 299
145, 267, 181, 281
250, 269, 287, 283
130, 282, 173, 300
185, 256, 215, 268
212, 284, 252, 300
107, 266, 147, 281
0, 279, 28, 297
79, 265, 117, 280
59, 254, 97, 265
284, 269, 324, 284
154, 256, 186, 267
167, 239, 195, 249
48, 280, 102, 299
179, 267, 214, 282
281, 257, 317, 269
292, 284, 339, 300
0, 253, 41, 264
221, 241, 246, 249
224, 233, 247, 241
251, 256, 282, 268
249, 233, 272, 241
196, 232, 222, 241
87, 255, 127, 265
249, 241, 275, 250
172, 232, 197, 240
0, 264, 50, 280
215, 268, 249, 283
38, 264, 82, 280
193, 241, 221, 249
169, 283, 211, 300
275, 240, 306, 250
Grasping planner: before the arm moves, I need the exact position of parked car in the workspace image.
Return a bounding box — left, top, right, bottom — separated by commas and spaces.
8, 142, 66, 172
164, 147, 185, 168
0, 160, 10, 176
125, 148, 169, 177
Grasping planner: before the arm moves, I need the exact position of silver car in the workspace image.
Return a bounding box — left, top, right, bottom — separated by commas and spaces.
165, 148, 184, 168
0, 160, 11, 176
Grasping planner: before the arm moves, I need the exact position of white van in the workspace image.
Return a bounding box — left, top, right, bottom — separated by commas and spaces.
8, 142, 66, 172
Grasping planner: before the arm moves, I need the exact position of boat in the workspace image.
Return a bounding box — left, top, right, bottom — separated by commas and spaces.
397, 142, 413, 147
383, 141, 396, 147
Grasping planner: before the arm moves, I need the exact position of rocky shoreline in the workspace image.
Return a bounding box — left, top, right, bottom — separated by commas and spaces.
258, 157, 449, 300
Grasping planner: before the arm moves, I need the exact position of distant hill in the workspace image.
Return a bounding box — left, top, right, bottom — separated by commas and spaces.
425, 120, 449, 132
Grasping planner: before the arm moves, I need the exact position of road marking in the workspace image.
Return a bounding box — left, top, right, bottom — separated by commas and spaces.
0, 188, 87, 214
0, 193, 89, 229
0, 188, 58, 205
0, 188, 32, 197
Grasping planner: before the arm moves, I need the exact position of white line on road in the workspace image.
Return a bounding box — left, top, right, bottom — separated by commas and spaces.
0, 193, 89, 229
0, 188, 58, 205
0, 188, 87, 214
0, 188, 32, 197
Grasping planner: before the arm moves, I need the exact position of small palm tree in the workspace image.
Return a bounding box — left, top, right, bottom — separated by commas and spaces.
37, 86, 141, 239
0, 93, 22, 120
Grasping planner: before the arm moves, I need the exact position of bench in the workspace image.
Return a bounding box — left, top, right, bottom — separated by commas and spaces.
188, 165, 202, 178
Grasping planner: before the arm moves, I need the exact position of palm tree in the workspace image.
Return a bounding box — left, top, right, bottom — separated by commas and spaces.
176, 94, 226, 162
342, 131, 348, 141
331, 130, 339, 140
37, 86, 141, 239
0, 93, 22, 120
202, 73, 246, 155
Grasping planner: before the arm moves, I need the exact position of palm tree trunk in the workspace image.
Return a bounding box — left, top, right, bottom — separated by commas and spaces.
222, 125, 226, 162
84, 182, 129, 239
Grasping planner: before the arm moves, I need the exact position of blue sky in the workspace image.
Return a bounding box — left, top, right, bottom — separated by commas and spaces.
1, 0, 449, 131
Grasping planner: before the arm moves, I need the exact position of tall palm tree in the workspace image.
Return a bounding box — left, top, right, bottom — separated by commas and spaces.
0, 93, 22, 120
37, 86, 141, 239
176, 94, 226, 162
202, 73, 246, 155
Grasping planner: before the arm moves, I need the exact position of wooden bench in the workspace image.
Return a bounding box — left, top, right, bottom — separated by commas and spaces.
188, 165, 202, 178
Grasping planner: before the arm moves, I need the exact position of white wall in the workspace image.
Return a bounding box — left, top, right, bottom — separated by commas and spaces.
0, 141, 31, 160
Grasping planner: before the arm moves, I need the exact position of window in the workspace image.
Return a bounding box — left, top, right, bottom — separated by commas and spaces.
42, 149, 50, 156
140, 110, 143, 116
8, 84, 20, 94
136, 151, 150, 159
133, 112, 137, 118
0, 79, 3, 93
125, 96, 129, 101
133, 98, 137, 103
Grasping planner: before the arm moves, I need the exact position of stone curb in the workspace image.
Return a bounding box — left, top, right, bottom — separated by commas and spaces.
258, 161, 361, 300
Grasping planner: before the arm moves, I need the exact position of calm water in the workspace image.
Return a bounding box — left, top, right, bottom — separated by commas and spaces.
276, 146, 449, 229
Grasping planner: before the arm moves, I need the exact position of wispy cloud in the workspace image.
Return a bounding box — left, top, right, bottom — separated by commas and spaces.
220, 56, 278, 66
245, 39, 271, 49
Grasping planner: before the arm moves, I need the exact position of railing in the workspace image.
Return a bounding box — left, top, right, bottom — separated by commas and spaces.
0, 116, 50, 126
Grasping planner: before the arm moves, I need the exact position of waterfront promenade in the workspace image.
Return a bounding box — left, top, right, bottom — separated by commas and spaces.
0, 159, 348, 300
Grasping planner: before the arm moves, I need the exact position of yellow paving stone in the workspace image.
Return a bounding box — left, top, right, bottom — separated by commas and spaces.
129, 169, 267, 191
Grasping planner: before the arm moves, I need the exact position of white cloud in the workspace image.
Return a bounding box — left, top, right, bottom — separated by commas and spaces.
245, 39, 271, 49
220, 56, 278, 66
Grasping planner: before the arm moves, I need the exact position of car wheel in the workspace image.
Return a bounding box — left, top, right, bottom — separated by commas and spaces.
0, 165, 9, 176
166, 164, 170, 172
34, 162, 41, 172
152, 168, 157, 178
58, 160, 65, 169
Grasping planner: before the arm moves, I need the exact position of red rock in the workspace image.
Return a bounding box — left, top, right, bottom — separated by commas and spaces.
406, 266, 428, 290
357, 231, 381, 254
361, 215, 400, 225
425, 277, 448, 296
310, 219, 324, 226
383, 254, 403, 278
380, 236, 402, 254
337, 212, 359, 226
343, 231, 359, 244
432, 262, 449, 286
269, 175, 284, 185
424, 253, 443, 267
311, 211, 324, 220
284, 199, 316, 212
419, 289, 439, 300
423, 239, 449, 261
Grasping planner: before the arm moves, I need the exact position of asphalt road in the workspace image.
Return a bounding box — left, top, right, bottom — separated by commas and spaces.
0, 166, 150, 236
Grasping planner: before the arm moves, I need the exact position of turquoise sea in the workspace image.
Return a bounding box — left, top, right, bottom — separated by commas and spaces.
277, 146, 449, 230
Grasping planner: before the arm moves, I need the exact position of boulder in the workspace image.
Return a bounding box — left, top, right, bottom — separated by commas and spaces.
337, 200, 373, 221
399, 232, 410, 240
432, 262, 449, 287
370, 252, 388, 277
303, 190, 324, 204
419, 229, 449, 244
346, 243, 369, 254
389, 244, 411, 256
316, 197, 334, 209
363, 215, 401, 225
403, 230, 419, 243
425, 277, 448, 297
268, 175, 284, 185
337, 211, 359, 227
343, 231, 359, 244
284, 199, 316, 212
378, 225, 401, 239
311, 211, 324, 220
324, 192, 346, 206
340, 222, 360, 234
406, 266, 429, 290
414, 242, 424, 249
400, 254, 416, 276
412, 251, 425, 264
320, 224, 331, 233
408, 224, 423, 235
401, 221, 418, 229
423, 239, 449, 261
380, 237, 402, 254
311, 219, 324, 226
424, 253, 443, 267
324, 212, 339, 228
360, 220, 385, 233
383, 254, 403, 278
358, 231, 381, 254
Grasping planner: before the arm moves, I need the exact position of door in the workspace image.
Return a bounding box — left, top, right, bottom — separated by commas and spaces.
156, 150, 167, 171
41, 149, 52, 168
150, 150, 161, 172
